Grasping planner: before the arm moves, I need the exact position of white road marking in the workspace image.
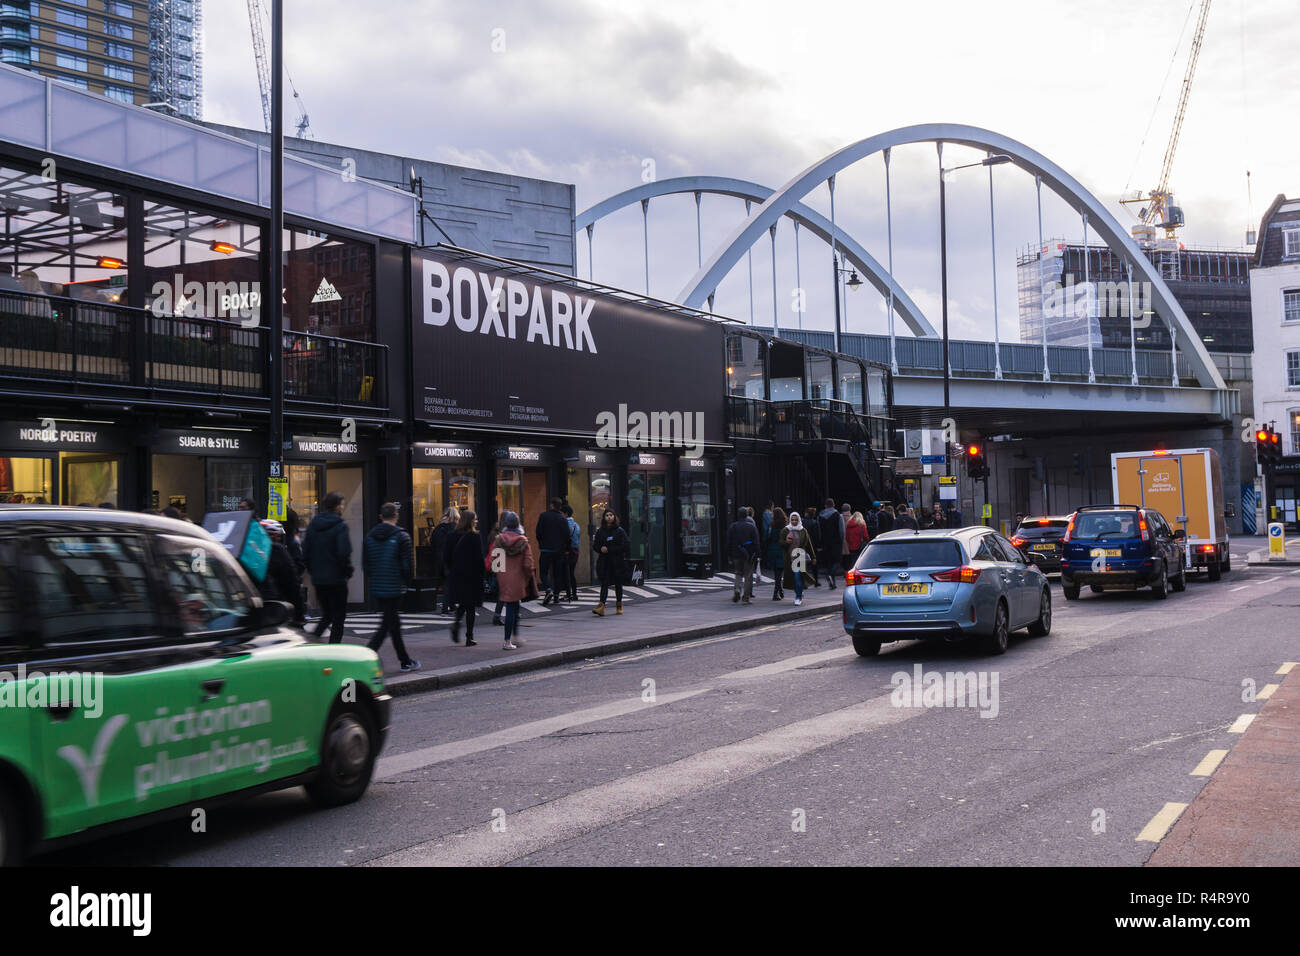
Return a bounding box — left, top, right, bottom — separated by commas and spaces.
1190, 749, 1229, 777
376, 640, 857, 780
366, 690, 914, 867
622, 586, 660, 599
1230, 585, 1250, 592
1136, 802, 1188, 842
1227, 714, 1255, 734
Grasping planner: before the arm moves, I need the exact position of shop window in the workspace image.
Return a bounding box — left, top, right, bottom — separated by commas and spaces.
0, 164, 129, 302
143, 201, 261, 322
726, 334, 765, 399
26, 534, 156, 642
680, 472, 715, 560
0, 456, 53, 503
283, 226, 374, 341
448, 468, 475, 512
208, 459, 259, 515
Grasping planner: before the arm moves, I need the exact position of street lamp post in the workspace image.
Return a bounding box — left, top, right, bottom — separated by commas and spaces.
830, 253, 862, 357
938, 149, 1013, 479
268, 0, 285, 493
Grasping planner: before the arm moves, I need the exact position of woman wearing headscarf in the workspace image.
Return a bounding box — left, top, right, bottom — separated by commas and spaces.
492, 510, 538, 650
765, 507, 788, 601
782, 511, 817, 606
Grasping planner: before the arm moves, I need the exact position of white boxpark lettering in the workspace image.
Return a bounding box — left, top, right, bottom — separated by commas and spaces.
422, 258, 597, 353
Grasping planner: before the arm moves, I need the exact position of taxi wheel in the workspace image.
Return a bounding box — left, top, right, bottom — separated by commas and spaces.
981, 601, 1009, 656
0, 787, 23, 867
306, 702, 377, 809
1151, 562, 1169, 600
1027, 588, 1052, 637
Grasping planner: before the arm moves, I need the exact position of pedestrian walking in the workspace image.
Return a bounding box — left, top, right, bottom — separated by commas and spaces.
766, 506, 788, 600
257, 519, 305, 623
727, 507, 759, 604
237, 497, 258, 518
563, 503, 580, 602
428, 506, 458, 613
845, 509, 868, 562
363, 502, 419, 672
783, 512, 816, 606
744, 506, 763, 592
445, 509, 485, 646
302, 491, 353, 643
486, 519, 506, 625
803, 507, 822, 586
930, 503, 946, 529
817, 498, 845, 589
864, 501, 880, 539
492, 510, 538, 649
535, 497, 571, 606
592, 509, 629, 616
895, 505, 919, 531
760, 501, 774, 573
877, 503, 895, 534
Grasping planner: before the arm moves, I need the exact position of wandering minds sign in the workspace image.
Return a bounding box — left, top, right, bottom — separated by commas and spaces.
410, 249, 726, 445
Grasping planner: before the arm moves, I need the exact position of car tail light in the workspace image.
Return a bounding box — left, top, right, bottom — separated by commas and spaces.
1010, 536, 1026, 547
1063, 517, 1075, 543
844, 570, 878, 585
1138, 517, 1150, 542
1200, 544, 1215, 552
931, 566, 981, 584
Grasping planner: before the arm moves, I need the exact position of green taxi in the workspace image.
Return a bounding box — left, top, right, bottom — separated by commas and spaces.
0, 507, 391, 864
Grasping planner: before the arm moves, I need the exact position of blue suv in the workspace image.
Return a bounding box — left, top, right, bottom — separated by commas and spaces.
1060, 505, 1186, 601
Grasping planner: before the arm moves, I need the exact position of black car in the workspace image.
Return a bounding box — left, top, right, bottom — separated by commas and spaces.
1010, 516, 1070, 574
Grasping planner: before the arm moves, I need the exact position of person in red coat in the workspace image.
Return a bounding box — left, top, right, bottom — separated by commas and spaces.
492, 510, 539, 650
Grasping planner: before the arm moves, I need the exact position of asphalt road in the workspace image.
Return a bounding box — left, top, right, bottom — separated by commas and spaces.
40, 565, 1300, 867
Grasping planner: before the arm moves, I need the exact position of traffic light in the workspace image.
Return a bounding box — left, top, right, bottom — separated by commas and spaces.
966, 443, 988, 480
1257, 424, 1282, 468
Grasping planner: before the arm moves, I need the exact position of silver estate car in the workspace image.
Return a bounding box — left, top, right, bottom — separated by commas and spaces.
841, 527, 1052, 657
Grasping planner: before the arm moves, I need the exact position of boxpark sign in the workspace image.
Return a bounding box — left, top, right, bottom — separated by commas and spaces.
410, 249, 727, 449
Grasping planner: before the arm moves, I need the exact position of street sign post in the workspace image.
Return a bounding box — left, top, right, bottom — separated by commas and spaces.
268, 477, 288, 522
938, 475, 958, 502
1268, 521, 1285, 560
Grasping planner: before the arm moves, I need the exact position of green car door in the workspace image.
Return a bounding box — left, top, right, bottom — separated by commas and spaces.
22, 532, 202, 837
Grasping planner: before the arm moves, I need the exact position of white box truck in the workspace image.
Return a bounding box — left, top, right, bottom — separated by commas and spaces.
1111, 447, 1229, 579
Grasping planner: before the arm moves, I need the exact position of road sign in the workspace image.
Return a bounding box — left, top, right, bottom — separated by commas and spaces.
269, 459, 282, 478
267, 477, 288, 522
920, 455, 946, 465
982, 503, 992, 519
1268, 521, 1285, 559
938, 476, 958, 485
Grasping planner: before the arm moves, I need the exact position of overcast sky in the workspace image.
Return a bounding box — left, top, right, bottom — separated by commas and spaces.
201, 0, 1298, 342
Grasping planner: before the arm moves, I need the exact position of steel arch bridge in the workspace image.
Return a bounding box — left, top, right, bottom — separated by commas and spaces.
578, 124, 1227, 391
575, 176, 937, 337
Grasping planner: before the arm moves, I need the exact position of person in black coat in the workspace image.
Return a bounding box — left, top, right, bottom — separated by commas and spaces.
591, 509, 629, 616
257, 519, 305, 623
444, 509, 485, 646
802, 507, 822, 587
535, 497, 572, 606
302, 491, 353, 643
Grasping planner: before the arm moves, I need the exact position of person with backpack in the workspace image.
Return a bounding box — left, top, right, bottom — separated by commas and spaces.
257, 519, 305, 624
445, 510, 485, 646
362, 502, 419, 672
783, 512, 817, 606
591, 509, 629, 616
492, 510, 538, 649
895, 505, 920, 531
535, 497, 571, 606
817, 498, 845, 589
727, 507, 759, 604
562, 503, 581, 602
302, 491, 353, 643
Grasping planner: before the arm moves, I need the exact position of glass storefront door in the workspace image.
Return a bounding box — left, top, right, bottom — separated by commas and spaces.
497, 466, 548, 539
627, 469, 668, 577
680, 471, 717, 576
412, 465, 478, 577
60, 453, 119, 507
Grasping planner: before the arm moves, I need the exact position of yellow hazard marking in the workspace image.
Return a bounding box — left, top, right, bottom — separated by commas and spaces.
1136, 802, 1188, 842
1190, 749, 1229, 777
1227, 714, 1255, 734
1277, 662, 1297, 675
1257, 683, 1279, 700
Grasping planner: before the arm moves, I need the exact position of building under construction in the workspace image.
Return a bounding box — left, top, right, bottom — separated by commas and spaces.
1017, 240, 1253, 354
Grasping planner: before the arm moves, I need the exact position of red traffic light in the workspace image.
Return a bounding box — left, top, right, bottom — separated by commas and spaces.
967, 445, 980, 457
1258, 431, 1269, 442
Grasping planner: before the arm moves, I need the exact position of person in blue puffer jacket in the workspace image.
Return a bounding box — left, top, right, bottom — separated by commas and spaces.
362, 502, 419, 672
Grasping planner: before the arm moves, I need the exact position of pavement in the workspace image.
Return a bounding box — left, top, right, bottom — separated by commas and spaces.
1243, 532, 1300, 566
320, 570, 844, 694
1147, 660, 1300, 866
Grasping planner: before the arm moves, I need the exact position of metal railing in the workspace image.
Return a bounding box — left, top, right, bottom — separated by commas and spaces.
0, 288, 386, 408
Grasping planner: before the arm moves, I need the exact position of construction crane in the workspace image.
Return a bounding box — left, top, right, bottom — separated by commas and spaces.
246, 0, 312, 138
1121, 0, 1213, 241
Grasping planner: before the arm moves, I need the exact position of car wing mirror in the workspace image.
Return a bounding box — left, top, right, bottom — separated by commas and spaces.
250, 600, 291, 630
1172, 529, 1186, 540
